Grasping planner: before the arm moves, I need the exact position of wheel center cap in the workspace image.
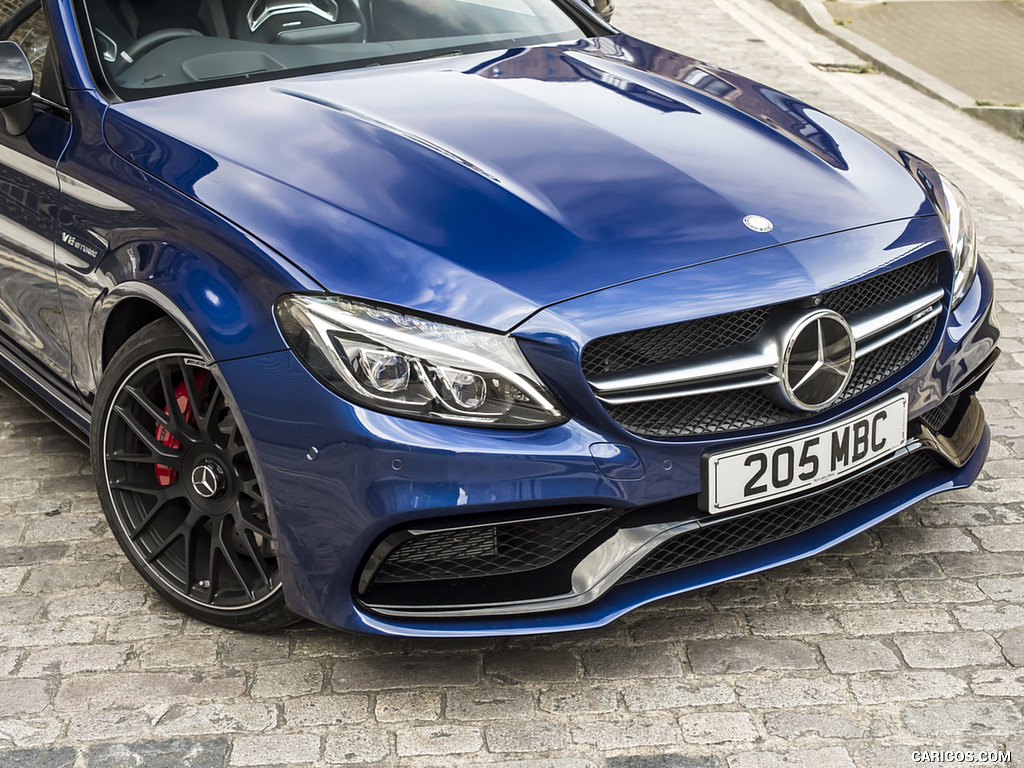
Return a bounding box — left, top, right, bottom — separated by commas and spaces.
191, 460, 227, 500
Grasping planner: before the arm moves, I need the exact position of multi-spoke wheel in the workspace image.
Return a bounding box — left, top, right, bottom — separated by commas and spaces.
92, 318, 297, 630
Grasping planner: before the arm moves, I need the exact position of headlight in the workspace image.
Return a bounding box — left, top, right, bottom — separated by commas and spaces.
937, 175, 978, 308
275, 295, 567, 428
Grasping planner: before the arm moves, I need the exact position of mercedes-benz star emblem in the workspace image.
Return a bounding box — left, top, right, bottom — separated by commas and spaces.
743, 214, 774, 233
191, 462, 223, 500
779, 309, 855, 411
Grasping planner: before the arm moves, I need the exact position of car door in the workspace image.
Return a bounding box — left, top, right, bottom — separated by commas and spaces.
0, 4, 75, 396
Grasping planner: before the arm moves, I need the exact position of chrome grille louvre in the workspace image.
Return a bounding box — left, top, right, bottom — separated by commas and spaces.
584, 255, 943, 438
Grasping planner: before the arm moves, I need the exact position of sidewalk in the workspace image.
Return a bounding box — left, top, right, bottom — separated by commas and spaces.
768, 0, 1024, 138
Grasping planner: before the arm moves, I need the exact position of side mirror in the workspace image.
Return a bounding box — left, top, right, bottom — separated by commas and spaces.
0, 40, 34, 135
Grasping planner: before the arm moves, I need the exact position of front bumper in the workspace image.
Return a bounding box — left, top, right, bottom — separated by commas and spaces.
219, 253, 998, 637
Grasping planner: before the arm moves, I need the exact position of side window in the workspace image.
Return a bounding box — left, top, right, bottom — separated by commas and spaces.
0, 1, 51, 93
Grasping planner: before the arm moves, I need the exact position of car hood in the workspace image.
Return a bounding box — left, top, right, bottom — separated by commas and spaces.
104, 35, 934, 330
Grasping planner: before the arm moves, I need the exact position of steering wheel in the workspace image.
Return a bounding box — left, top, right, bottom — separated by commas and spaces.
123, 28, 204, 62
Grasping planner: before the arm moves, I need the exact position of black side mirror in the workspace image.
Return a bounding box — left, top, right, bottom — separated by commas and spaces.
0, 40, 34, 135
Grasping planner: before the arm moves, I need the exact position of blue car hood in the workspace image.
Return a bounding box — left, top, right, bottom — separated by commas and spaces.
104, 35, 933, 330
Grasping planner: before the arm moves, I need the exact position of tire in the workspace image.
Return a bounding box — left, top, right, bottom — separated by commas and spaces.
91, 318, 298, 631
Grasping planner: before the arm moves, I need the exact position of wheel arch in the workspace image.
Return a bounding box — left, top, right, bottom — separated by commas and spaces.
91, 283, 218, 392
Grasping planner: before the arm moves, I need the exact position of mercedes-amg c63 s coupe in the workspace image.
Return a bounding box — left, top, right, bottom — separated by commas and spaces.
0, 0, 999, 635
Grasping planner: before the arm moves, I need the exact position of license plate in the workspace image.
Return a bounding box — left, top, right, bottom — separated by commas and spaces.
703, 393, 908, 514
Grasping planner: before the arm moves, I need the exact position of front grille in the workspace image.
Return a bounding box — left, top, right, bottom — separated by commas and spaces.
584, 255, 943, 438
372, 507, 621, 584
621, 451, 941, 583
603, 319, 935, 438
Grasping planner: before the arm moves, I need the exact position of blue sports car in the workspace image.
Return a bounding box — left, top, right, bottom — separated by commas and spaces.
0, 0, 999, 636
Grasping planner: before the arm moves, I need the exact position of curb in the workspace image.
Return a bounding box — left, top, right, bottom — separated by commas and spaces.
764, 0, 1024, 141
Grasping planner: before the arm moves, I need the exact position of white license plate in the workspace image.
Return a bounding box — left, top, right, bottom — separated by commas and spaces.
703, 393, 908, 514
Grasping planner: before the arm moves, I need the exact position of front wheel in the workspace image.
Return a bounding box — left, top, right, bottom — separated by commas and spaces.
92, 318, 297, 631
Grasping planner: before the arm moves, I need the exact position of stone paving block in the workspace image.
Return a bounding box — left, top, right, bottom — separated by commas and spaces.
838, 608, 955, 635
87, 738, 229, 768
230, 733, 320, 766
570, 716, 679, 750
955, 604, 1024, 631
850, 670, 970, 704
21, 644, 131, 677
105, 614, 183, 642
251, 660, 325, 698
485, 721, 566, 753
689, 638, 817, 674
621, 680, 735, 712
978, 576, 1024, 601
323, 730, 391, 764
0, 718, 62, 749
746, 610, 839, 637
67, 709, 150, 742
0, 679, 50, 717
628, 613, 745, 643
466, 761, 598, 768
903, 701, 1024, 737
46, 591, 148, 620
727, 746, 855, 768
483, 650, 579, 683
763, 711, 866, 739
56, 670, 247, 711
581, 644, 684, 679
847, 554, 944, 580
679, 712, 760, 744
736, 678, 846, 708
0, 650, 17, 677
879, 526, 978, 554
606, 757, 720, 768
23, 515, 100, 543
784, 581, 898, 606
895, 632, 1005, 668
898, 579, 987, 604
396, 726, 483, 757
447, 688, 535, 721
968, 669, 1024, 697
217, 632, 292, 664
0, 620, 98, 648
151, 701, 279, 736
998, 630, 1024, 666
539, 685, 619, 715
970, 524, 1024, 551
373, 691, 440, 723
0, 543, 68, 567
0, 566, 27, 594
138, 639, 218, 670
0, 747, 76, 768
21, 562, 120, 594
333, 654, 480, 691
0, 595, 43, 622
819, 639, 901, 674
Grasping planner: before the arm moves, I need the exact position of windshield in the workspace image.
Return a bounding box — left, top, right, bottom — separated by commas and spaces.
81, 0, 587, 98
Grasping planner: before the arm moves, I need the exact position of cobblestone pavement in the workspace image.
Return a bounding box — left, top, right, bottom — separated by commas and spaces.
2, 1, 1024, 766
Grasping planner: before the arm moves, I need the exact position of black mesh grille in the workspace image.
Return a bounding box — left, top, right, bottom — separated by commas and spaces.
820, 256, 939, 316
622, 452, 941, 583
920, 396, 959, 433
586, 256, 942, 439
582, 306, 771, 377
373, 508, 621, 584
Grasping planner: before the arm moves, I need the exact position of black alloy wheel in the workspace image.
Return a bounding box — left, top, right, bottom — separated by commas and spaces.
92, 318, 296, 630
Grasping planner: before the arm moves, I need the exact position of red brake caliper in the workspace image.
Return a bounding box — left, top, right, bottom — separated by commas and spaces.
155, 370, 211, 486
